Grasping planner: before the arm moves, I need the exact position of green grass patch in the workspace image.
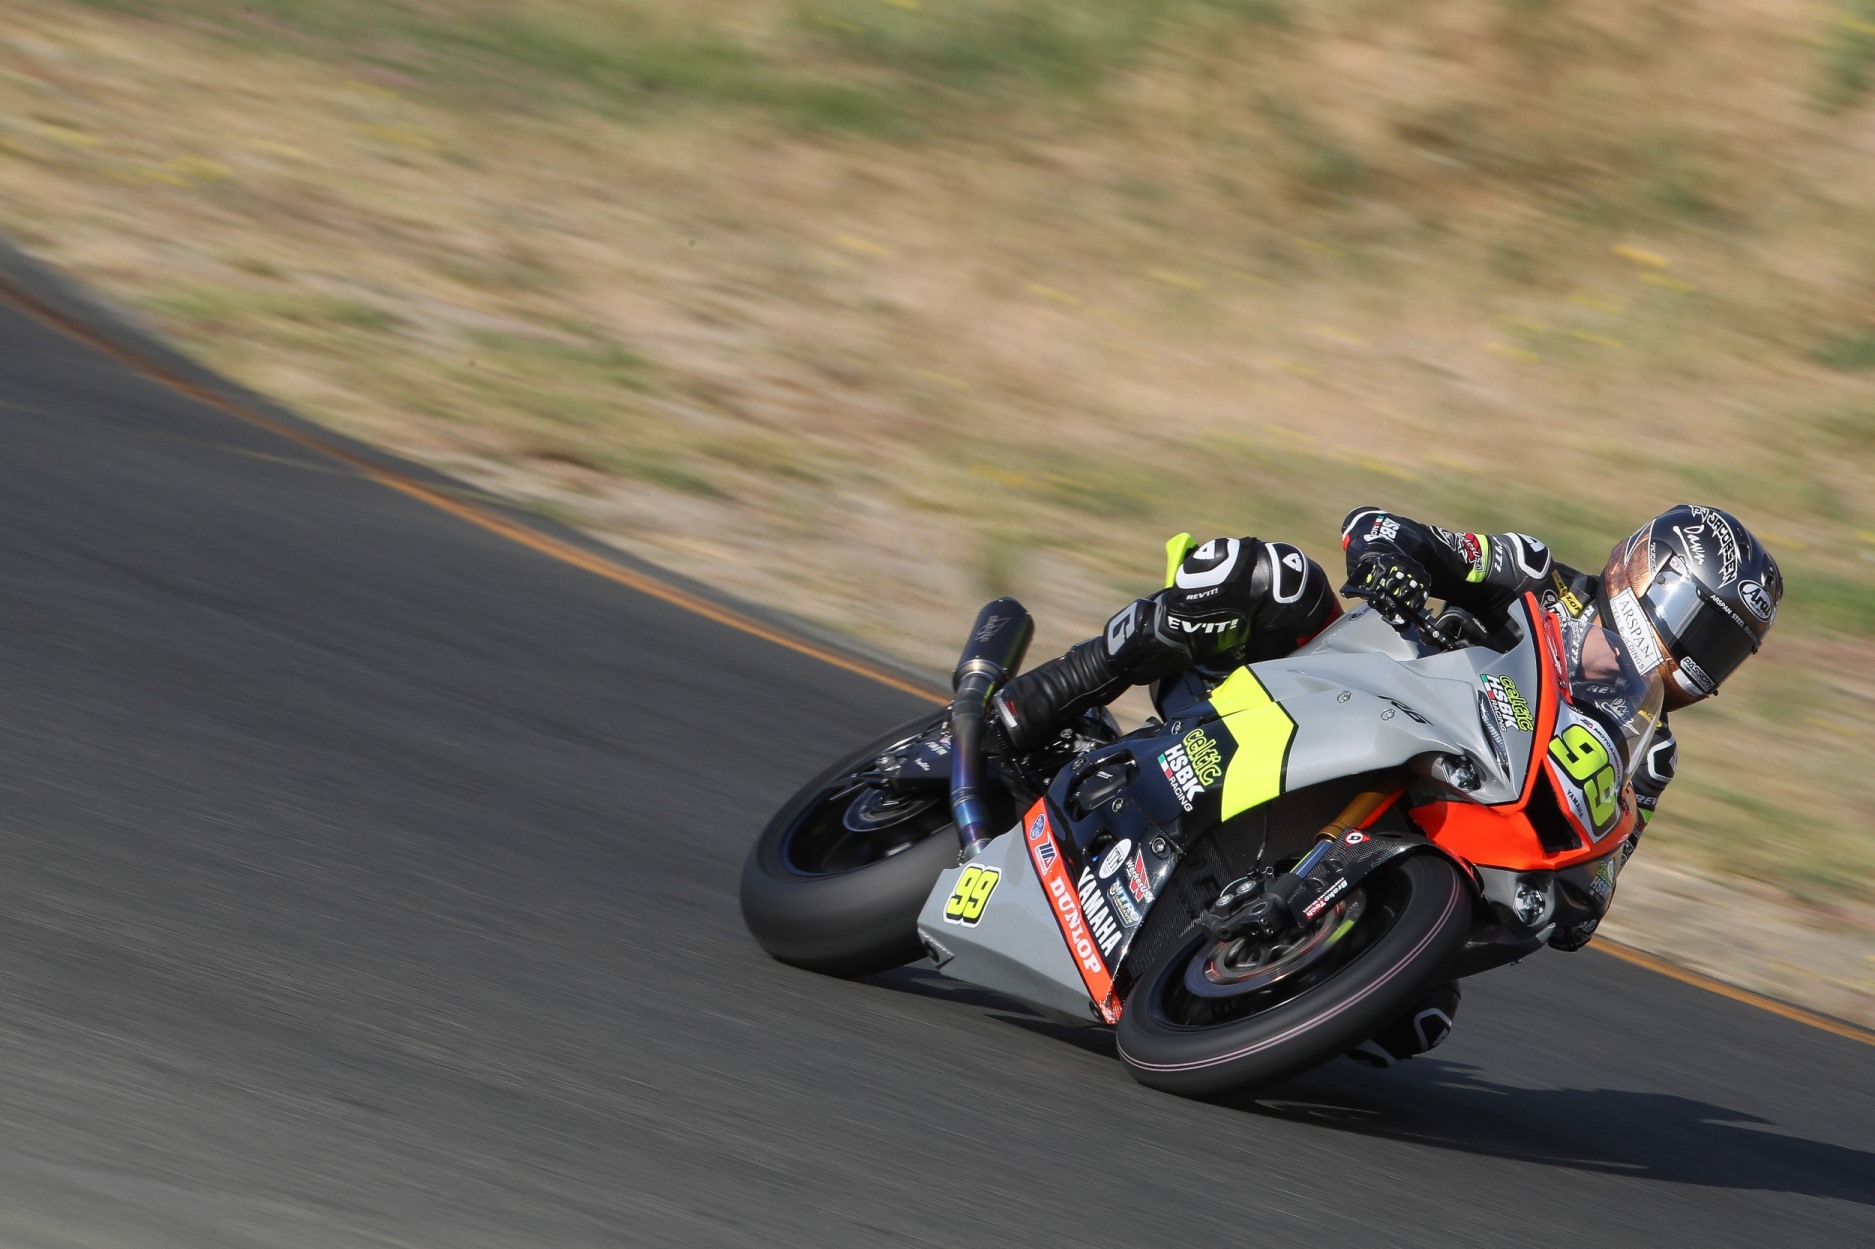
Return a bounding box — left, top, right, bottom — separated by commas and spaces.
81, 0, 1296, 138
1818, 2, 1875, 110
1812, 329, 1875, 370
152, 285, 399, 334
1782, 565, 1875, 636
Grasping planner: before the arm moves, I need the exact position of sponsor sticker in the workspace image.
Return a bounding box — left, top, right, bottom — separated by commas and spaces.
1021, 800, 1117, 1020
1098, 838, 1133, 880
1677, 654, 1716, 695
1588, 857, 1617, 907
1106, 881, 1141, 927
1454, 532, 1487, 579
1158, 745, 1203, 811
1550, 571, 1584, 616
1477, 696, 1509, 770
1608, 588, 1665, 674
1366, 515, 1401, 543
1480, 673, 1535, 732
1076, 867, 1125, 960
1739, 579, 1774, 623
1342, 830, 1367, 845
1301, 877, 1349, 921
1182, 728, 1223, 786
1125, 850, 1154, 905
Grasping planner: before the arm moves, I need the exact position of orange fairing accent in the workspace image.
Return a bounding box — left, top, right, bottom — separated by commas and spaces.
1408, 594, 1626, 872
1021, 799, 1121, 1024
1517, 592, 1561, 807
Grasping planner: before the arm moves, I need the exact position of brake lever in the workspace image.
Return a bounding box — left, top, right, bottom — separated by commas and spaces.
1343, 585, 1466, 653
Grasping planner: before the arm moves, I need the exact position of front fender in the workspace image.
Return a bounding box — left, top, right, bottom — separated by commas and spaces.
1288, 827, 1482, 926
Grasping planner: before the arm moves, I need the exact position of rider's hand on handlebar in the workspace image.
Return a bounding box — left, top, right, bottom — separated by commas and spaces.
1345, 553, 1430, 627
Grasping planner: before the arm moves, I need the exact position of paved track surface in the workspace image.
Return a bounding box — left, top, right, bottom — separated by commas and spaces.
0, 278, 1870, 1249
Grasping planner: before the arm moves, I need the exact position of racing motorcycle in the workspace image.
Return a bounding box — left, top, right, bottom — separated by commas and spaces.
740, 564, 1662, 1098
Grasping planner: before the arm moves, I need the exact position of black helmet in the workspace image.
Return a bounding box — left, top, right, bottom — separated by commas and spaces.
1600, 504, 1782, 704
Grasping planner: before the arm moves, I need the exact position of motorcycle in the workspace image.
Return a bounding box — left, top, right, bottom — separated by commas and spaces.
741, 568, 1662, 1098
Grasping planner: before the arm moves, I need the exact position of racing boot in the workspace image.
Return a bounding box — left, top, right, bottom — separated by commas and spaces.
1346, 981, 1462, 1068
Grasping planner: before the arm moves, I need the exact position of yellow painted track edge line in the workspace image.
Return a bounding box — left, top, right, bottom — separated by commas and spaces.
0, 274, 944, 706
7, 268, 1872, 1047
1593, 936, 1875, 1047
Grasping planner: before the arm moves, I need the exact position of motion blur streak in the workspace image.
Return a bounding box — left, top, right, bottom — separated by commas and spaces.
0, 258, 1868, 1246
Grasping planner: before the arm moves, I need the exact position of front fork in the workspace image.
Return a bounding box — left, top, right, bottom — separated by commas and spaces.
1200, 785, 1437, 943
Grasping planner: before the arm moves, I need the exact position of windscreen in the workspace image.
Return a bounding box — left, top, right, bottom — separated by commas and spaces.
1572, 623, 1666, 780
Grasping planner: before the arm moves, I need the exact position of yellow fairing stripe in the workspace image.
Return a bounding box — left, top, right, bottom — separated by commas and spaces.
1211, 668, 1298, 820
1163, 532, 1197, 589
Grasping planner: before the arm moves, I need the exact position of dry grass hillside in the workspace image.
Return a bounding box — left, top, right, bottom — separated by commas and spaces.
3, 0, 1875, 928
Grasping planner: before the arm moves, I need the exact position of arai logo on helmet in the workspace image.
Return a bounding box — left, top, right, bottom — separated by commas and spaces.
1098, 838, 1133, 880
1739, 580, 1775, 623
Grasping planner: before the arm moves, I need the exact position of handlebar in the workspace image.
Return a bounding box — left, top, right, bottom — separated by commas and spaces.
1343, 586, 1468, 653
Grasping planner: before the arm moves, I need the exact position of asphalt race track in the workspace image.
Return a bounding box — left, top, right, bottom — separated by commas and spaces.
0, 258, 1869, 1248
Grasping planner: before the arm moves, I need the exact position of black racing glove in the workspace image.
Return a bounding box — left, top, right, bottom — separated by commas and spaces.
1345, 552, 1430, 626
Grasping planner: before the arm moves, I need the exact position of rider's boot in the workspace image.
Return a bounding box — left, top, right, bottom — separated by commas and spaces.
1347, 981, 1462, 1068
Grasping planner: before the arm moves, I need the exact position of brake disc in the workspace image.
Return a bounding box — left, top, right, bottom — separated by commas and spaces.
1183, 889, 1368, 998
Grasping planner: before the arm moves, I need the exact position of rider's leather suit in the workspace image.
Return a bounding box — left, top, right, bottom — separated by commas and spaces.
998, 508, 1677, 955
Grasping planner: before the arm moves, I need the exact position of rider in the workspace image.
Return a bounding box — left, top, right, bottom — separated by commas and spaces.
991, 504, 1782, 1063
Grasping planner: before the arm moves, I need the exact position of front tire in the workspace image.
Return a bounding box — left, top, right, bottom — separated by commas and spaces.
1116, 853, 1471, 1099
740, 713, 961, 978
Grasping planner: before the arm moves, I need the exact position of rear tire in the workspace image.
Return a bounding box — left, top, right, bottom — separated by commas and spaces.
1116, 853, 1471, 1099
740, 713, 960, 978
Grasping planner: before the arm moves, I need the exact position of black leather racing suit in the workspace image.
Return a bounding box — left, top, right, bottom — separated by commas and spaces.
991, 535, 1343, 748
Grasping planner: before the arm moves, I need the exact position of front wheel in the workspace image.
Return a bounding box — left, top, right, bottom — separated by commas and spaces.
1116, 853, 1472, 1099
740, 712, 963, 978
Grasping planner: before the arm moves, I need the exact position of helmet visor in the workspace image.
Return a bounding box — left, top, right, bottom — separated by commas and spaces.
1642, 559, 1759, 689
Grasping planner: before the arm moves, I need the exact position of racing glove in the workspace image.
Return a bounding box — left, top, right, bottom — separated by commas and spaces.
1345, 552, 1430, 625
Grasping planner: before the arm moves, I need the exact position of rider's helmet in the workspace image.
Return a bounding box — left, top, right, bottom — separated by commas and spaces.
1600, 504, 1782, 709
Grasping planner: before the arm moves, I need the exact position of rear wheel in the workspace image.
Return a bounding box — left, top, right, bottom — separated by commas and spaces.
1116, 853, 1471, 1099
740, 713, 962, 978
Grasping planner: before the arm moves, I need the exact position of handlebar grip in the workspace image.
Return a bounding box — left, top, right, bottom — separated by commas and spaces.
1344, 586, 1465, 653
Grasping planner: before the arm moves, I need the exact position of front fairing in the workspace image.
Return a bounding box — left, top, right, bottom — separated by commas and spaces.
1032, 602, 1551, 970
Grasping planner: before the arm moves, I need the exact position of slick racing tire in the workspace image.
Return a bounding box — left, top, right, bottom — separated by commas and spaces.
741, 713, 961, 978
1116, 853, 1471, 1100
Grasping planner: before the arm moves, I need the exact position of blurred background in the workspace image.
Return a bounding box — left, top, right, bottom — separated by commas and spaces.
1, 0, 1871, 1011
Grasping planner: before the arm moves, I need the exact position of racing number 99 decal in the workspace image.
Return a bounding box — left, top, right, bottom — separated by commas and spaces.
1549, 721, 1618, 836
943, 865, 1000, 926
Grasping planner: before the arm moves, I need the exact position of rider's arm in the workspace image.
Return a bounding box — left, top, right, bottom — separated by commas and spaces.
1341, 506, 1554, 612
1549, 729, 1676, 951
991, 537, 1338, 751
1631, 731, 1677, 831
